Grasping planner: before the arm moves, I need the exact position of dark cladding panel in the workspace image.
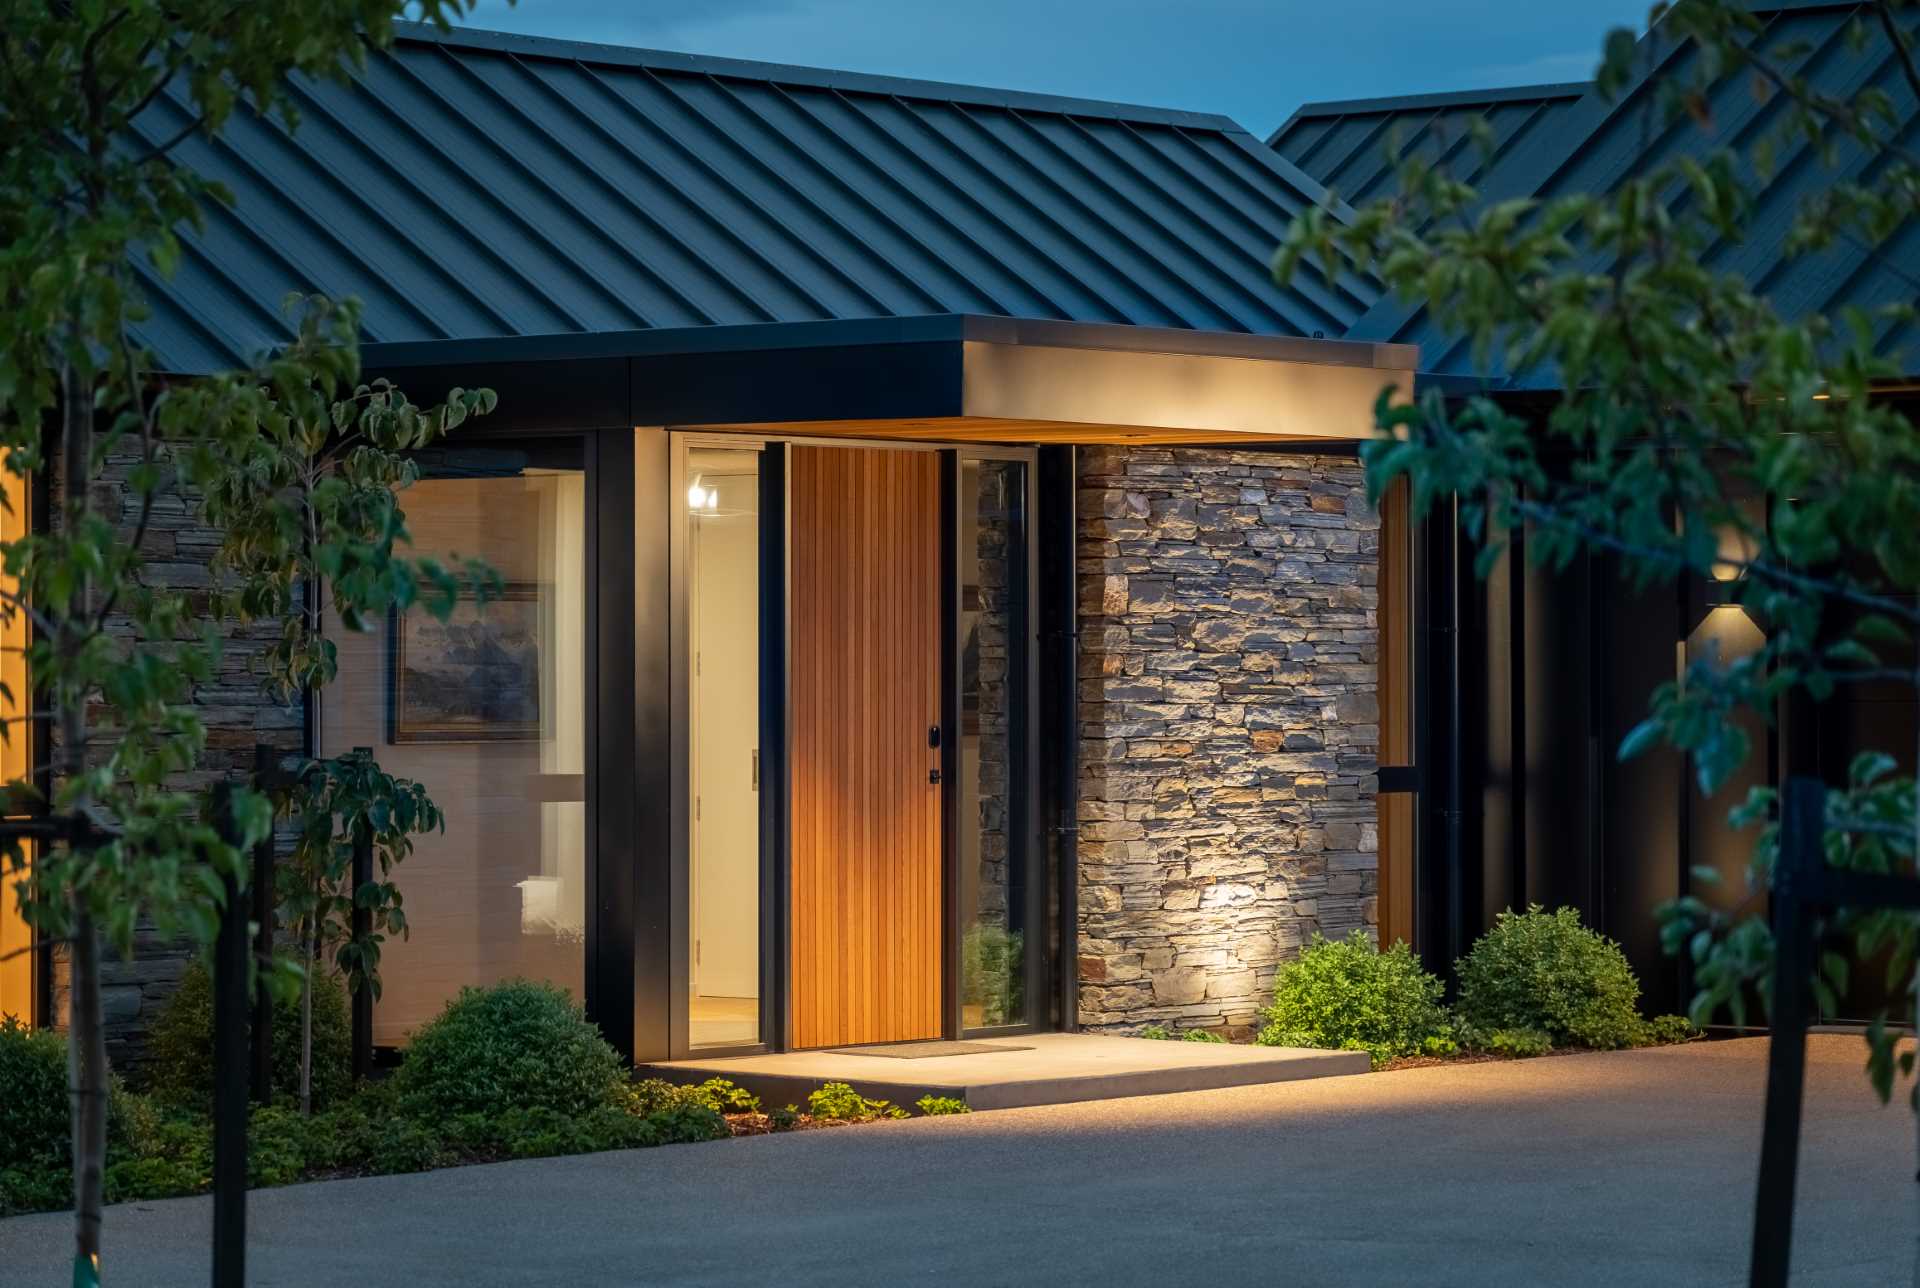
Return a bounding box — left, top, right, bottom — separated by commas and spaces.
1475, 527, 1518, 934
1603, 563, 1686, 1017
1521, 541, 1595, 915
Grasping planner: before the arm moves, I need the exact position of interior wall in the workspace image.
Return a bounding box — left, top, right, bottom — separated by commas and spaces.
321, 472, 586, 1045
688, 460, 760, 1032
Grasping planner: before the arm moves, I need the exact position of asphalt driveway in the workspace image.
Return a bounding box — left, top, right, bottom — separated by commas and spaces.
1, 1036, 1911, 1286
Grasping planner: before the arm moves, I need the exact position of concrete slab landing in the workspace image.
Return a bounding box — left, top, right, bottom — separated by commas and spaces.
640, 1032, 1368, 1111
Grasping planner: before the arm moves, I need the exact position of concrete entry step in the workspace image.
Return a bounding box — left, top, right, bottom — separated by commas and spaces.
640, 1032, 1368, 1111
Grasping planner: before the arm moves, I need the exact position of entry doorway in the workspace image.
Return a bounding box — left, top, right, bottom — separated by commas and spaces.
671, 434, 1040, 1057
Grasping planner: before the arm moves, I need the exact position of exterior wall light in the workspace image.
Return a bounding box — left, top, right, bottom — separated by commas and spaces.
1710, 523, 1756, 584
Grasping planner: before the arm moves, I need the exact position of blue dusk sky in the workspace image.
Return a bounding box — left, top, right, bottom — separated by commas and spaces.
457, 1, 1653, 137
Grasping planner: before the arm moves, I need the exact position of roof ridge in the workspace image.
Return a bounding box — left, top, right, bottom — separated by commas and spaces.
389, 20, 1246, 134
1275, 81, 1593, 137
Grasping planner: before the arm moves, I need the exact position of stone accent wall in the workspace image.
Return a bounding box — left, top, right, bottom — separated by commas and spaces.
1075, 447, 1379, 1037
50, 448, 302, 1072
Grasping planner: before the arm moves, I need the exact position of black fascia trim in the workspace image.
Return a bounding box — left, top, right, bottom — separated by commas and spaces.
361, 314, 1412, 373
631, 340, 965, 426
361, 356, 629, 434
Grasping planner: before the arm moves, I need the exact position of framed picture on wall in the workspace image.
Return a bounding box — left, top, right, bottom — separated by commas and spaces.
388, 582, 544, 744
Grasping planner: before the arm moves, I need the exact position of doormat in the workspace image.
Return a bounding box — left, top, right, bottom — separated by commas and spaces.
826, 1041, 1034, 1059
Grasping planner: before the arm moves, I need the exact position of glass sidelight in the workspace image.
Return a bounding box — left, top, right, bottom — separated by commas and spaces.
957, 454, 1035, 1031
683, 446, 762, 1048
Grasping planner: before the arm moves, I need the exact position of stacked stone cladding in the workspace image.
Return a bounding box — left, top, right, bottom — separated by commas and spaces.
49, 447, 302, 1071
1075, 447, 1379, 1037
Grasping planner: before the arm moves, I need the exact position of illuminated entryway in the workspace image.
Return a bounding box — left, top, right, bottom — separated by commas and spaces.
672, 435, 1040, 1055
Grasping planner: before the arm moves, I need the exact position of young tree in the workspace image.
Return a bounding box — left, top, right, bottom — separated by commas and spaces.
187, 315, 496, 1110
1275, 0, 1920, 1181
0, 3, 473, 1279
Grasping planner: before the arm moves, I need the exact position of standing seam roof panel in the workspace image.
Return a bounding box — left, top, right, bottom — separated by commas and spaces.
775, 89, 1067, 318
134, 23, 1377, 373
1333, 4, 1920, 384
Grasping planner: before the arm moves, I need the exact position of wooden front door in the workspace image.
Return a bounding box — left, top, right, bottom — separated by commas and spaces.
789, 445, 942, 1049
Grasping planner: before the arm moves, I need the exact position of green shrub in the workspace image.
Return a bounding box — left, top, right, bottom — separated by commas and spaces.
961, 925, 1024, 1027
678, 1077, 760, 1115
367, 1117, 447, 1175
146, 960, 353, 1111
1455, 906, 1645, 1050
915, 1095, 970, 1116
0, 1016, 71, 1170
768, 1104, 799, 1132
1, 1164, 72, 1217
391, 980, 623, 1119
1257, 932, 1451, 1069
622, 1075, 756, 1119
0, 1016, 148, 1172
645, 1101, 730, 1143
103, 1155, 204, 1203
807, 1082, 908, 1122
1642, 1014, 1702, 1046
1473, 1026, 1553, 1058
1135, 1024, 1229, 1042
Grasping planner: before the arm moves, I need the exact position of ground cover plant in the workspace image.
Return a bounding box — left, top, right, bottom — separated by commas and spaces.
0, 982, 962, 1217
1137, 1024, 1228, 1042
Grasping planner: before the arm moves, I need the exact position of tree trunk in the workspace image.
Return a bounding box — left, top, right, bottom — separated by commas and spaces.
60, 349, 103, 1283
300, 918, 315, 1116
66, 898, 106, 1281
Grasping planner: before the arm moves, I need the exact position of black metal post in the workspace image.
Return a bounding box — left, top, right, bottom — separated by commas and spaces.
249, 745, 275, 1106
1750, 775, 1824, 1288
211, 783, 249, 1288
1037, 446, 1078, 1032
350, 813, 373, 1083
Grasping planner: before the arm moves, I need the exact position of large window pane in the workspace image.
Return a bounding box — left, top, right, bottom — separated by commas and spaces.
321, 453, 586, 1046
686, 448, 760, 1047
0, 460, 29, 1022
959, 457, 1028, 1029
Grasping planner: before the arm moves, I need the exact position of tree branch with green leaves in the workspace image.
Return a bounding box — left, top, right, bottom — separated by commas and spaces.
1275, 0, 1920, 1117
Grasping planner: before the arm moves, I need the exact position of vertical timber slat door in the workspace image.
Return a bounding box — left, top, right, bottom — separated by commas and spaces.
790, 445, 942, 1048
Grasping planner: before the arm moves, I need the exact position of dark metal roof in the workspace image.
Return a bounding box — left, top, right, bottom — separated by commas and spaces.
134, 23, 1375, 374
1267, 82, 1591, 208
1345, 1, 1920, 386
